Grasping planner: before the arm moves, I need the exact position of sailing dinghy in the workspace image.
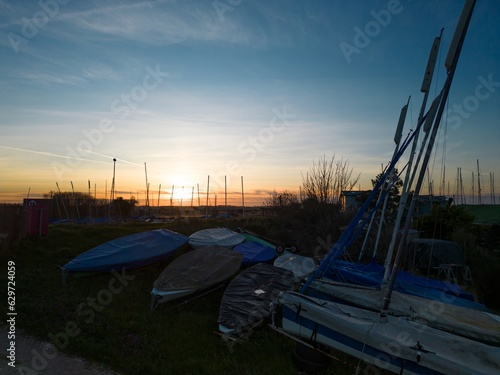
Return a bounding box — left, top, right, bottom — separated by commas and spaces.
233, 241, 276, 266
272, 2, 500, 373
218, 263, 295, 335
188, 227, 244, 248
62, 229, 188, 274
150, 246, 243, 309
273, 251, 316, 282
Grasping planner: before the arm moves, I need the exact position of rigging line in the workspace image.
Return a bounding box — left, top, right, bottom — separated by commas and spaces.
440, 99, 449, 195
430, 97, 449, 196
347, 164, 410, 255
302, 105, 434, 291
409, 96, 414, 135
434, 28, 445, 98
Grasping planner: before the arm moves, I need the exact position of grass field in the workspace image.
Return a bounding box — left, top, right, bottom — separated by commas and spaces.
1, 219, 365, 375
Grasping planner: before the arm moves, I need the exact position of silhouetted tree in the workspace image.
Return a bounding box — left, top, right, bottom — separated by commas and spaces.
370, 167, 403, 221
301, 154, 360, 205
263, 190, 300, 214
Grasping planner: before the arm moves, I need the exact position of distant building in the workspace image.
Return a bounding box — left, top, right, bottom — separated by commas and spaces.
414, 195, 450, 217
341, 191, 450, 219
341, 190, 371, 212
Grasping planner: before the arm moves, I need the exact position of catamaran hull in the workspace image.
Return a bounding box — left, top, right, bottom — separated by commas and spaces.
279, 292, 500, 375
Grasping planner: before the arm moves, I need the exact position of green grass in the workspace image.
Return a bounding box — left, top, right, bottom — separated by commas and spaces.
1, 220, 364, 375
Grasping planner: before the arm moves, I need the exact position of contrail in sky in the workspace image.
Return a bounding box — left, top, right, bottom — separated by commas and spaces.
80, 150, 142, 166
0, 145, 109, 165
0, 146, 142, 167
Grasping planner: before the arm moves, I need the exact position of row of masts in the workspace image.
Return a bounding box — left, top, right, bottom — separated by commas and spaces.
451, 163, 496, 205
429, 160, 497, 205
47, 171, 248, 220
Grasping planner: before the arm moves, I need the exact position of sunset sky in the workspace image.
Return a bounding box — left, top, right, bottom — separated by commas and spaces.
1, 0, 499, 206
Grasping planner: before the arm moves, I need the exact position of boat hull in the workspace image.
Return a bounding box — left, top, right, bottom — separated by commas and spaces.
279, 291, 500, 375
63, 229, 188, 272
188, 228, 244, 248
233, 241, 276, 266
218, 263, 295, 334
273, 251, 316, 281
152, 246, 243, 305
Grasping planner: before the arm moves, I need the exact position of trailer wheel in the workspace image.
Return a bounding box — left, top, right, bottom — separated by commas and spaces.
292, 342, 330, 373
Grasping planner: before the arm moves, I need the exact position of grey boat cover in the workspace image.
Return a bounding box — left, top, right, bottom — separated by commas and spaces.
218, 262, 295, 334
153, 246, 243, 294
309, 279, 500, 346
273, 251, 316, 282
188, 228, 245, 248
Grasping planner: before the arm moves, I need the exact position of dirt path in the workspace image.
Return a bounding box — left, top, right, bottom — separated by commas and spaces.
1, 325, 121, 375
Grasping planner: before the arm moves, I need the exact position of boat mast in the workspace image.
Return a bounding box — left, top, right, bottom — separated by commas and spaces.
389, 29, 444, 243
157, 184, 161, 214
382, 28, 442, 284
56, 181, 69, 220
472, 171, 475, 204
71, 181, 80, 219
460, 167, 465, 204
88, 180, 92, 219
371, 96, 410, 260
206, 175, 210, 218
381, 0, 476, 314
170, 185, 174, 216
491, 173, 496, 204
197, 183, 200, 208
224, 175, 227, 219
241, 176, 245, 218
144, 162, 150, 215
477, 159, 482, 204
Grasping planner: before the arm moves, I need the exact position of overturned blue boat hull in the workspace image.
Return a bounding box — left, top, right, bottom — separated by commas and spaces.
63, 229, 188, 272
233, 241, 276, 266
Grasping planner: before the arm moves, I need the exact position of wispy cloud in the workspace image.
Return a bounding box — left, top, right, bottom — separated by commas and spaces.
13, 72, 87, 86
46, 1, 258, 47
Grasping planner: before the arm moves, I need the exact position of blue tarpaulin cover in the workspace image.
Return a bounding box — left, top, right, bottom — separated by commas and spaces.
323, 258, 484, 310
63, 229, 188, 272
233, 241, 276, 266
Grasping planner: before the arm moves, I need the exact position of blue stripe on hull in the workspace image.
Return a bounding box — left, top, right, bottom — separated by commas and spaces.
281, 305, 443, 375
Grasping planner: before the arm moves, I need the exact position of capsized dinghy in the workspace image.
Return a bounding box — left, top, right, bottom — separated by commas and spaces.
151, 246, 243, 309
62, 229, 188, 273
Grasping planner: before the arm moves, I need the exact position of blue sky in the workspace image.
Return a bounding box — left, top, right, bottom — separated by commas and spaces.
1, 0, 499, 206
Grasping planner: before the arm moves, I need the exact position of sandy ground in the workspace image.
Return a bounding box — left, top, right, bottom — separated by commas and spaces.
1, 325, 121, 375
